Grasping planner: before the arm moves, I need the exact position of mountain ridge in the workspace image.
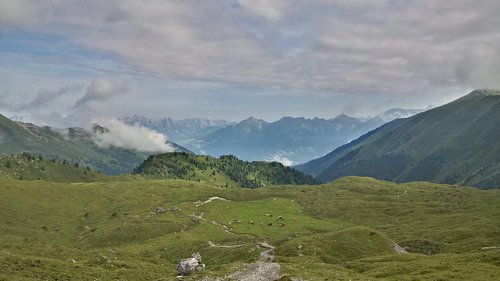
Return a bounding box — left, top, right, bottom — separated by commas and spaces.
133, 152, 318, 188
297, 89, 500, 189
192, 108, 423, 164
0, 114, 190, 174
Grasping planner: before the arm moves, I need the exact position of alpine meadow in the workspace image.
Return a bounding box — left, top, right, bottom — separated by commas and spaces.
1, 1, 499, 280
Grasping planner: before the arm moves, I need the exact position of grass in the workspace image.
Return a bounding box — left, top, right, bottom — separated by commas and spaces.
134, 152, 318, 188
0, 176, 499, 280
0, 153, 107, 182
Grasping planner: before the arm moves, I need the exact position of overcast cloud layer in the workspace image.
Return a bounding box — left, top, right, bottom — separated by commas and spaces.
1, 0, 499, 125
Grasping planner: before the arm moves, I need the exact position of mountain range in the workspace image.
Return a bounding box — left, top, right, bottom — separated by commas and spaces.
121, 115, 233, 143
297, 89, 500, 189
123, 108, 424, 165
1, 89, 500, 280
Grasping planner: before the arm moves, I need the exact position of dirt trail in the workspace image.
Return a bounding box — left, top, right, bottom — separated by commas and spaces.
391, 241, 408, 254
196, 196, 228, 207
227, 261, 281, 281
194, 197, 282, 281
208, 241, 248, 249
190, 211, 234, 234
258, 242, 276, 262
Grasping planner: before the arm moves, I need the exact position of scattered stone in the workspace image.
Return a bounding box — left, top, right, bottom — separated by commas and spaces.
392, 242, 408, 255
154, 207, 165, 214
228, 262, 280, 281
176, 252, 205, 276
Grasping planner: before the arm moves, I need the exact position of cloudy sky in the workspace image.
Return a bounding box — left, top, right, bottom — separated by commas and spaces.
1, 0, 499, 127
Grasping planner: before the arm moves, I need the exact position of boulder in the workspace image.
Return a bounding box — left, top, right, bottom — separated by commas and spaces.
176, 252, 205, 276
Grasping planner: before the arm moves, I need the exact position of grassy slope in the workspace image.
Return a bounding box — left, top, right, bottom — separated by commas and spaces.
133, 152, 318, 188
0, 114, 190, 175
297, 89, 500, 189
0, 176, 499, 280
0, 153, 108, 182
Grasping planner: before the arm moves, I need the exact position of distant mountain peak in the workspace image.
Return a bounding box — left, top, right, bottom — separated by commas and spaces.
454, 89, 500, 103
91, 124, 109, 134
331, 113, 358, 122
474, 89, 500, 96
9, 115, 24, 122
120, 115, 233, 142
370, 108, 425, 123
241, 116, 266, 124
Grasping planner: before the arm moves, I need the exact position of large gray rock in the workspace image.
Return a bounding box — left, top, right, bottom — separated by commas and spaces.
176, 252, 205, 276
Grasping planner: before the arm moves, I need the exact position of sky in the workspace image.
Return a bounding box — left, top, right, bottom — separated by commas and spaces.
1, 0, 499, 127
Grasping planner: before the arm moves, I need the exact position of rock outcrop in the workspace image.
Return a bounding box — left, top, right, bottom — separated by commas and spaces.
176, 252, 205, 276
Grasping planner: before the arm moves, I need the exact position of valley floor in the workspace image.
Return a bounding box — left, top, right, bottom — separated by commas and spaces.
0, 176, 499, 280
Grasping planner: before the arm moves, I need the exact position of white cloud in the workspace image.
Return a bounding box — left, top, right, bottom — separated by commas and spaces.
91, 118, 174, 152
15, 85, 83, 111
1, 0, 500, 121
267, 153, 294, 166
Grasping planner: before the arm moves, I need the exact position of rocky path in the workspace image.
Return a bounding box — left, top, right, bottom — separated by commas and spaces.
193, 197, 282, 281
207, 241, 248, 249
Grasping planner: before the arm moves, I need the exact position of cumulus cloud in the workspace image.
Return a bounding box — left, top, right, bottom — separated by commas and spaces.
91, 118, 174, 152
267, 153, 294, 166
75, 79, 126, 109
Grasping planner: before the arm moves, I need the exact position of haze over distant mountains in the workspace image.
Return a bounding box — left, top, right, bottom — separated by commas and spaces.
121, 116, 233, 143
297, 89, 500, 189
123, 108, 424, 165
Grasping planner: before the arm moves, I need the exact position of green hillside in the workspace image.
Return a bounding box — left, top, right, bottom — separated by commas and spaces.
0, 114, 190, 175
297, 89, 500, 189
0, 176, 499, 280
0, 153, 107, 182
133, 152, 318, 188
